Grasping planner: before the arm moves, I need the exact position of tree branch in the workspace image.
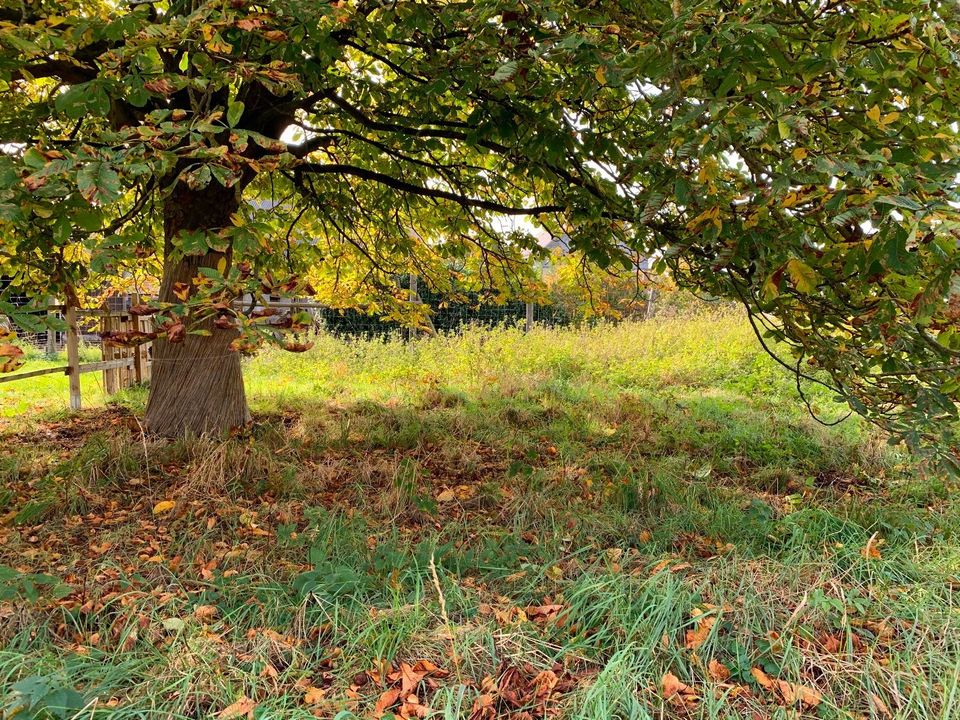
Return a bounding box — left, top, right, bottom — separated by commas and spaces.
296, 162, 564, 216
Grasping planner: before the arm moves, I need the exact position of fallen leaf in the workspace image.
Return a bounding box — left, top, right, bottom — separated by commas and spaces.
871, 693, 891, 717
152, 500, 176, 515
661, 672, 696, 699
685, 607, 716, 650
707, 659, 730, 682
524, 604, 564, 624
777, 681, 822, 708
751, 667, 774, 690
752, 668, 821, 708
399, 662, 426, 694
194, 605, 218, 621
861, 532, 883, 560
303, 686, 326, 705
374, 688, 402, 717
469, 692, 495, 720
217, 696, 256, 720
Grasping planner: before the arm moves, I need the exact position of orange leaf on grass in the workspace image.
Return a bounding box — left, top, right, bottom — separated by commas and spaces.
751, 668, 822, 708
217, 696, 257, 720
152, 500, 176, 515
374, 688, 402, 717
303, 686, 326, 705
661, 672, 697, 699
685, 607, 717, 650
707, 659, 731, 682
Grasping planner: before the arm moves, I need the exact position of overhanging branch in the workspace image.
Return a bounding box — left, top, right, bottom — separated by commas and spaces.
296, 162, 564, 216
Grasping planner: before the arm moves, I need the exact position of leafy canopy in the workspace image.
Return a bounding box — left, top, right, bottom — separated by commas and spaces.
0, 0, 959, 464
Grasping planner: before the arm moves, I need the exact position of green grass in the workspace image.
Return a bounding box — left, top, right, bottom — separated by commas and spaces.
1, 311, 958, 719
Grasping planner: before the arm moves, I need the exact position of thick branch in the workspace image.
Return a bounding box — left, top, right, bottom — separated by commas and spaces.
296, 162, 564, 216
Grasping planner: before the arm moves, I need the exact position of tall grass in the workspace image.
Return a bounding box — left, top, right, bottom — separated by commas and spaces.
1, 310, 955, 719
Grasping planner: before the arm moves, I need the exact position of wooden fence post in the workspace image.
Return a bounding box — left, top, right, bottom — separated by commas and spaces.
101, 307, 118, 394
525, 301, 534, 332
45, 297, 57, 356
407, 273, 418, 341
65, 303, 81, 410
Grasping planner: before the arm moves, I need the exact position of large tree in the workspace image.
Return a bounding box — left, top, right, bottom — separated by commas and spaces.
0, 1, 958, 464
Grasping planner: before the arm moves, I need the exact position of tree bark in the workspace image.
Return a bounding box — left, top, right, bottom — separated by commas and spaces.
144, 181, 251, 437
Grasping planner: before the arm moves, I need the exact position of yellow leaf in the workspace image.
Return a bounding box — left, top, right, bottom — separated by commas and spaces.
881, 111, 900, 126
792, 147, 808, 161
217, 257, 227, 275
866, 105, 881, 123
0, 344, 25, 373
595, 65, 606, 86
436, 488, 456, 503
685, 205, 721, 232
762, 273, 780, 301
786, 258, 818, 294
152, 500, 176, 515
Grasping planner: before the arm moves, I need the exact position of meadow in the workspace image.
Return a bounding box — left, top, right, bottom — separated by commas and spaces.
1, 310, 958, 719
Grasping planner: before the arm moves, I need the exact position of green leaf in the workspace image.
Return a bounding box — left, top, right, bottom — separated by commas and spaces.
76, 162, 121, 205
54, 81, 111, 119
226, 100, 244, 128
178, 230, 209, 256
493, 61, 518, 82
875, 195, 923, 212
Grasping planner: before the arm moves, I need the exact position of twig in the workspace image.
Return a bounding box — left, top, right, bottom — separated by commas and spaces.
429, 551, 462, 681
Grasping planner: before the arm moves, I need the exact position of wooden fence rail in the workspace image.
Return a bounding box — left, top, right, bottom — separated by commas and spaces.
1, 303, 152, 409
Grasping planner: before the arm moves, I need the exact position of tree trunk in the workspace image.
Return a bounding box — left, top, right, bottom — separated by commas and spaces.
144, 181, 251, 437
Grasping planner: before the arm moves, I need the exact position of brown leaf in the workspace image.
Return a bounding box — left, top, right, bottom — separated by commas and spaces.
193, 604, 218, 621
524, 604, 564, 624
399, 662, 426, 694
707, 659, 730, 682
821, 633, 842, 653
469, 693, 495, 720
684, 608, 716, 650
751, 667, 774, 690
303, 686, 326, 705
165, 322, 186, 343
871, 693, 891, 717
752, 668, 821, 708
400, 693, 429, 719
374, 688, 402, 717
661, 672, 696, 699
861, 532, 884, 560
777, 680, 822, 708
144, 78, 176, 95
217, 696, 257, 720
0, 344, 24, 373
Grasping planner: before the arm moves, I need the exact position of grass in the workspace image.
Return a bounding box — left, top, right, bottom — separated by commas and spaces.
1, 310, 958, 719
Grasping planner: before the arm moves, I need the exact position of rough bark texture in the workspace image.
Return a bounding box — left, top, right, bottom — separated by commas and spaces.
144, 181, 251, 437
